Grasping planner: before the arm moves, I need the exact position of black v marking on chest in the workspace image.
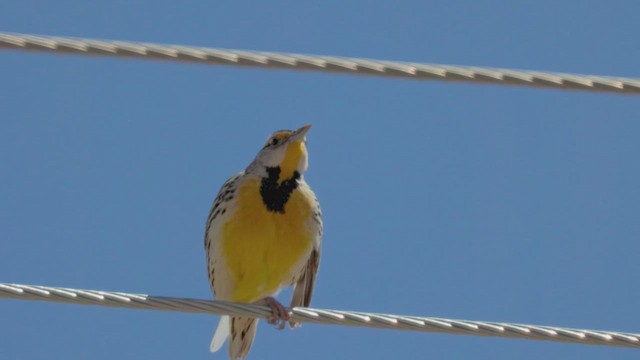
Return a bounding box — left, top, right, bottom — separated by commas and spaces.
260, 166, 300, 213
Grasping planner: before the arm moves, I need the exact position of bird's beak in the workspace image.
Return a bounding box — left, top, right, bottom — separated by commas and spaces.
288, 124, 312, 143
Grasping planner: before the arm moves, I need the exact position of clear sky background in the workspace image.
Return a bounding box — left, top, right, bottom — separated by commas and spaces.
1, 1, 639, 359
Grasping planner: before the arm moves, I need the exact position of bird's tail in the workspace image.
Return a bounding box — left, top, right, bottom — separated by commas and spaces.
210, 315, 230, 353
210, 315, 259, 360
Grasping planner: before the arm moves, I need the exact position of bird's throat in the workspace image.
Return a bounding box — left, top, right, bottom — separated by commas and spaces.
279, 141, 305, 181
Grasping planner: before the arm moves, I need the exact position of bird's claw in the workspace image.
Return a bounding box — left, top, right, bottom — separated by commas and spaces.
256, 297, 290, 330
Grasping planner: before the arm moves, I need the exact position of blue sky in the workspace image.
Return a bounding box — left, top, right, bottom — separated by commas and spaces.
2, 1, 640, 359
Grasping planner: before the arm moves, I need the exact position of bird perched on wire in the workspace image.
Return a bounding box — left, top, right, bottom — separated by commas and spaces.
204, 124, 322, 359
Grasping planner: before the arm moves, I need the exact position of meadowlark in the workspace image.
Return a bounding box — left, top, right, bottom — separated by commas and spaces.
204, 124, 322, 359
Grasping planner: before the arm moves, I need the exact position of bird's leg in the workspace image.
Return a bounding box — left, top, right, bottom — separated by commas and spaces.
255, 296, 290, 330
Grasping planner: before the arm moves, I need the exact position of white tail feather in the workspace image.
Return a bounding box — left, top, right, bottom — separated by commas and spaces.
210, 315, 230, 352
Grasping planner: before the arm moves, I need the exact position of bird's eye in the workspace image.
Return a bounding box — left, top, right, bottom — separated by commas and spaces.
270, 138, 279, 146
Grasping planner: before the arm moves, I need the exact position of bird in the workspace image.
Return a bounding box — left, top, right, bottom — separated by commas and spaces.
204, 124, 322, 359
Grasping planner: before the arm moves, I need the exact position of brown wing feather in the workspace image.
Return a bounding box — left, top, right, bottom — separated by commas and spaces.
289, 247, 320, 327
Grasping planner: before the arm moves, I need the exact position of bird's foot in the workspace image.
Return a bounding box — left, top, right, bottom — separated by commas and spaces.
255, 297, 290, 330
289, 317, 302, 329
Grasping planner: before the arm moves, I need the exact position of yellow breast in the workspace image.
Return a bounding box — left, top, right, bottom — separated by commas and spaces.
220, 178, 314, 302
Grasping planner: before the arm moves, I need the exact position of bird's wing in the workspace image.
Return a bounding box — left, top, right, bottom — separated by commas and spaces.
290, 195, 322, 323
290, 245, 321, 309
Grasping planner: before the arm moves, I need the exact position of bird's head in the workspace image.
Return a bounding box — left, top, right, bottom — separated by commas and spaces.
247, 124, 312, 181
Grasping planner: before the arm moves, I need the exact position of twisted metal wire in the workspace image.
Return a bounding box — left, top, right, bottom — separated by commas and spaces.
1, 282, 639, 349
1, 32, 639, 94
